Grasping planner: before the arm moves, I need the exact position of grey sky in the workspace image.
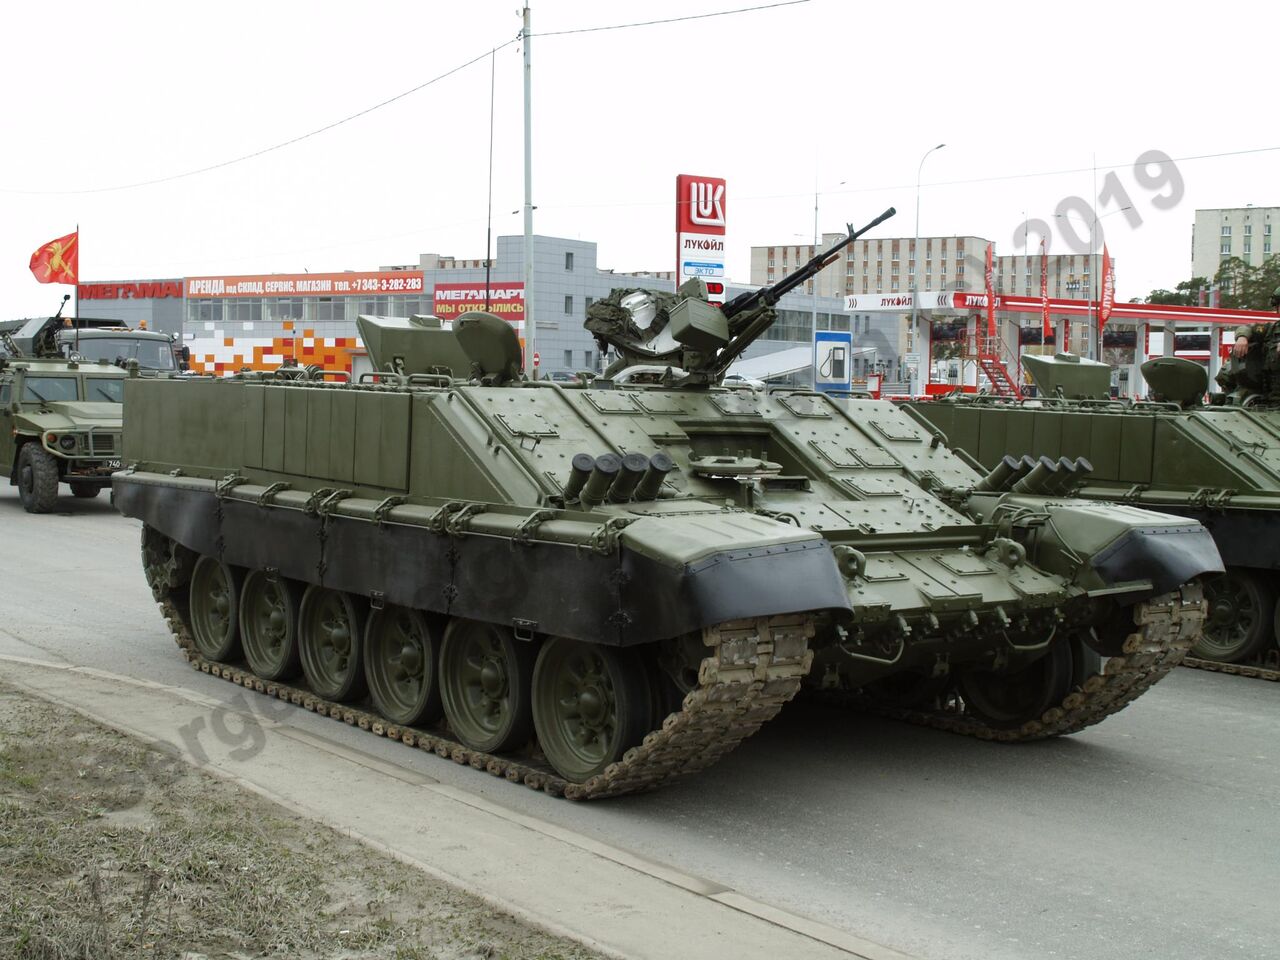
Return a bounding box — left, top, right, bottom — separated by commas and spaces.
2, 0, 1274, 317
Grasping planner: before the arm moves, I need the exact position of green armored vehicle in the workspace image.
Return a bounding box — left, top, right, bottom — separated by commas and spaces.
114, 210, 1220, 799
907, 351, 1280, 677
1, 313, 125, 512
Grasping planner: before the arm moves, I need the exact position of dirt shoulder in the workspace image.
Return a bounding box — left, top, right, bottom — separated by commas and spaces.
0, 682, 601, 960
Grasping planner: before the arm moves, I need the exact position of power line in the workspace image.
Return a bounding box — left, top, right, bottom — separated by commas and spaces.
536, 0, 809, 36
534, 144, 1280, 212
0, 1, 808, 197
0, 39, 518, 196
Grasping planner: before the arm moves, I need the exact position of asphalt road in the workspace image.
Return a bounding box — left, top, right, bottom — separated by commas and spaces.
1, 484, 1276, 960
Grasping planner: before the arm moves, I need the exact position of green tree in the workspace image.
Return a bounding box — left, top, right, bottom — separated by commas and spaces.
1213, 255, 1280, 310
1134, 276, 1210, 306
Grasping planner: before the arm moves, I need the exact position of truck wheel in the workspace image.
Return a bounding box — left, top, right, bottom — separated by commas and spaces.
69, 482, 100, 499
17, 444, 59, 514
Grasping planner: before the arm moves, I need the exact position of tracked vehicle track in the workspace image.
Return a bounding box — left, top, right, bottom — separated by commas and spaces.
156, 597, 815, 801
850, 585, 1208, 740
1182, 655, 1280, 683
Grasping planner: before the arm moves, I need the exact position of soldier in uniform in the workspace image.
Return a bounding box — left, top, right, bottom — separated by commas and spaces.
1215, 285, 1280, 400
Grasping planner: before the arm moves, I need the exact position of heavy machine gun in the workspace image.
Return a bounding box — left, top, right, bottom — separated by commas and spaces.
588, 206, 895, 386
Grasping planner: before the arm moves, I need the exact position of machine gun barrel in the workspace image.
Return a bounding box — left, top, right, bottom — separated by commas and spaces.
720, 206, 896, 323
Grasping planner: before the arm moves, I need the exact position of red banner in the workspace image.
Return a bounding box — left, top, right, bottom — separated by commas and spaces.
1040, 238, 1050, 340
984, 243, 995, 338
186, 271, 424, 298
1099, 245, 1115, 330
29, 231, 78, 285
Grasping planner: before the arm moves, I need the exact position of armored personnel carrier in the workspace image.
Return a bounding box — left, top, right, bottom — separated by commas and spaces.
1, 311, 125, 512
115, 210, 1219, 799
907, 352, 1280, 678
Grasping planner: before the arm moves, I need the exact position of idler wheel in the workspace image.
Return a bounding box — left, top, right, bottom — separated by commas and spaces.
239, 570, 302, 681
956, 636, 1075, 730
188, 556, 243, 663
1194, 569, 1275, 663
298, 586, 368, 702
439, 620, 535, 754
532, 638, 652, 783
365, 605, 443, 727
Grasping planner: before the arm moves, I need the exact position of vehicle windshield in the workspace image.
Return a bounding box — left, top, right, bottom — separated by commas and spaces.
84, 377, 124, 403
22, 376, 79, 403
67, 336, 176, 370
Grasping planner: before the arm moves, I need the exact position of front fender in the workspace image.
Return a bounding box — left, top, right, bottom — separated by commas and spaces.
981, 496, 1223, 597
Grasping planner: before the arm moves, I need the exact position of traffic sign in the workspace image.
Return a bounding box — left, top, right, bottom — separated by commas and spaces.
813, 330, 853, 393
532, 351, 540, 368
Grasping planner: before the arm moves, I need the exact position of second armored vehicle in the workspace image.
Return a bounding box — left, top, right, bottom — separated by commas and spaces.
1, 313, 126, 513
114, 211, 1220, 799
907, 352, 1280, 677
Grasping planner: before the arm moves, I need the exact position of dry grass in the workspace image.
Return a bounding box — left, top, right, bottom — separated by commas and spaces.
0, 686, 599, 960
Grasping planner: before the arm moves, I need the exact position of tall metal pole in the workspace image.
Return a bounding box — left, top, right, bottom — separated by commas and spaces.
521, 6, 535, 378
1088, 154, 1097, 360
811, 185, 818, 338
909, 143, 945, 397
485, 47, 495, 311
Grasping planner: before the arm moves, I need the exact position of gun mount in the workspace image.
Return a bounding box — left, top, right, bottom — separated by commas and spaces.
587, 207, 896, 386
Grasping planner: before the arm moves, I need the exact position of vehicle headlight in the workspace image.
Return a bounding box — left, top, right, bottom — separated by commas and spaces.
58, 435, 77, 451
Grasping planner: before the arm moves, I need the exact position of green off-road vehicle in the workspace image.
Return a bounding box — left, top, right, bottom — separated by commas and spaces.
1, 315, 125, 513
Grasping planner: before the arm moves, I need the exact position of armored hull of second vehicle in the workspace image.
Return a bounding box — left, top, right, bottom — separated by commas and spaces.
907, 353, 1280, 678
113, 216, 1220, 798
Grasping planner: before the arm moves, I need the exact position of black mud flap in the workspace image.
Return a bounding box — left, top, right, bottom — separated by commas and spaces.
1091, 523, 1224, 596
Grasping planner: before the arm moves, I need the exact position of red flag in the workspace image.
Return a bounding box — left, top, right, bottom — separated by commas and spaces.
984, 242, 995, 338
1099, 244, 1114, 331
29, 231, 79, 285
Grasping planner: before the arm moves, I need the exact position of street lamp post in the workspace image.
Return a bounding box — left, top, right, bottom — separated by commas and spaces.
910, 143, 946, 397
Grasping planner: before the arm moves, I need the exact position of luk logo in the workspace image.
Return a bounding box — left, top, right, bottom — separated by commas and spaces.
676, 174, 726, 234
689, 181, 725, 227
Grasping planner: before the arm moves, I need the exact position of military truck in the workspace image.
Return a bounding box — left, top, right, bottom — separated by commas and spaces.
114, 210, 1219, 800
1, 313, 187, 372
906, 351, 1280, 678
0, 351, 125, 511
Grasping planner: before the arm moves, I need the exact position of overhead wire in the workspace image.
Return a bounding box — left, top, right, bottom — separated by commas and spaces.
0, 0, 810, 197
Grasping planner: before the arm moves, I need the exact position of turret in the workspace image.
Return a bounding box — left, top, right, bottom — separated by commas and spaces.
587, 206, 896, 386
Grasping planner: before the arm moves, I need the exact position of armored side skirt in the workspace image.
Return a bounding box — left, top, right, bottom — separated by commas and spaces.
114, 475, 850, 647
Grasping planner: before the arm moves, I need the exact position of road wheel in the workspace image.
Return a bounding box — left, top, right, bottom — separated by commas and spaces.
188, 556, 243, 662
69, 482, 100, 499
1195, 570, 1275, 663
956, 636, 1074, 730
532, 638, 651, 782
16, 444, 59, 514
365, 605, 443, 727
239, 571, 301, 681
298, 586, 367, 702
439, 619, 535, 754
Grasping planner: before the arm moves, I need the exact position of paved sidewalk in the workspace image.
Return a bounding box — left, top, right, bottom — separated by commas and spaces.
1, 655, 911, 960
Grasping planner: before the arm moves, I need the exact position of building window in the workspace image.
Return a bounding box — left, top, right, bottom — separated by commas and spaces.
584, 350, 593, 370
1244, 224, 1252, 236
1244, 241, 1252, 256
584, 296, 593, 314
1221, 242, 1232, 254
1221, 226, 1232, 236
564, 295, 573, 314
563, 350, 573, 368
1265, 224, 1272, 236
565, 251, 574, 271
